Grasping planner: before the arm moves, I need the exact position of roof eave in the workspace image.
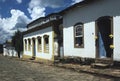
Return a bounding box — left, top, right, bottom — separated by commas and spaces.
59, 0, 97, 15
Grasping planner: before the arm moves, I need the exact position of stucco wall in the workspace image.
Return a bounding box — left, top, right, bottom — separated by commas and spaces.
23, 27, 53, 60
63, 0, 120, 60
64, 22, 95, 58
113, 16, 120, 61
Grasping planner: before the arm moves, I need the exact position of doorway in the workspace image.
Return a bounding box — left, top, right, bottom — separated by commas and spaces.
96, 16, 113, 58
32, 38, 36, 58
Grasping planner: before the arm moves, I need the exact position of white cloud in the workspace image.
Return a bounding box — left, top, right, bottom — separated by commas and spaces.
0, 9, 30, 31
29, 0, 41, 9
28, 6, 45, 20
16, 0, 22, 4
0, 29, 12, 43
28, 0, 45, 20
28, 0, 66, 20
0, 9, 30, 43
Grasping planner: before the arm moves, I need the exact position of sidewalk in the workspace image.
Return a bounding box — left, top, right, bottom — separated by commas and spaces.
54, 63, 120, 78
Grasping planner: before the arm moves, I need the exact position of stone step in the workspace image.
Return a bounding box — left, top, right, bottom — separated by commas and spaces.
91, 58, 113, 68
91, 63, 110, 68
95, 58, 113, 65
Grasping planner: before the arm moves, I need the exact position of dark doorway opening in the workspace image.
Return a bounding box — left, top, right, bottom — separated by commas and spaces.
96, 16, 113, 58
32, 38, 36, 58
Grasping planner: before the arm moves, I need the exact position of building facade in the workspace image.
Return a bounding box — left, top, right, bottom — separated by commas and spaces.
23, 0, 120, 63
61, 0, 120, 61
23, 13, 63, 61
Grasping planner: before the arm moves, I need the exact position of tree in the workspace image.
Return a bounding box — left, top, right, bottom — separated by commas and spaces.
12, 30, 23, 58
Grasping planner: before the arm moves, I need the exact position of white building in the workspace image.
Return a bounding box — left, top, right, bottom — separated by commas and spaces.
23, 13, 63, 62
60, 0, 120, 63
3, 43, 17, 57
23, 0, 120, 64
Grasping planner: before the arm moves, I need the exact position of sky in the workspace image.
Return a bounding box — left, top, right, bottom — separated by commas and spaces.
0, 0, 83, 44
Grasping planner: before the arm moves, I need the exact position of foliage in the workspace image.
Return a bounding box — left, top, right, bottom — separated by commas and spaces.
12, 30, 23, 58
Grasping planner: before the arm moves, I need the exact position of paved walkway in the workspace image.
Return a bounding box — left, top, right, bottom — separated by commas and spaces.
0, 56, 119, 81
55, 63, 120, 78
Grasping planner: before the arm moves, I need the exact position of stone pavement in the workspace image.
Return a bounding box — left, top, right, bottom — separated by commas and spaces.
0, 56, 120, 81
54, 63, 120, 78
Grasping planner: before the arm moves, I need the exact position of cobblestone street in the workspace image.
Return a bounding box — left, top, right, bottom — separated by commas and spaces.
0, 56, 119, 81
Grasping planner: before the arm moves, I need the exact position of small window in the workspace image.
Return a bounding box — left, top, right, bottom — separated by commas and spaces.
44, 35, 49, 53
37, 37, 42, 52
74, 23, 84, 48
28, 39, 31, 51
24, 39, 27, 51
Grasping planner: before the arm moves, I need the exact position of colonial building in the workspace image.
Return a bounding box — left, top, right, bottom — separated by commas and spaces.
60, 0, 120, 64
23, 13, 63, 62
23, 0, 120, 64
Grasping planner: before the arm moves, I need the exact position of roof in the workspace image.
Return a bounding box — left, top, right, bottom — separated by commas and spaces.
27, 13, 60, 28
59, 0, 97, 15
23, 19, 62, 35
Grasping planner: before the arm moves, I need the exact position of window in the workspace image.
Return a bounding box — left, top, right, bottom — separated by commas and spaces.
37, 37, 42, 52
24, 39, 27, 51
28, 39, 31, 51
44, 35, 49, 53
74, 23, 84, 48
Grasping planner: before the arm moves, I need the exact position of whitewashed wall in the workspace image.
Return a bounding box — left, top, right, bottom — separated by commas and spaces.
64, 22, 95, 58
113, 16, 120, 61
63, 0, 120, 60
23, 27, 53, 60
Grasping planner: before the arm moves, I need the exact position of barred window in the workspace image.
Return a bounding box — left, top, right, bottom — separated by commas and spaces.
74, 23, 84, 48
37, 37, 42, 52
43, 35, 49, 53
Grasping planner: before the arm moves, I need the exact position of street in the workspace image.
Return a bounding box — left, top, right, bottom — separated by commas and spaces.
0, 56, 119, 81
